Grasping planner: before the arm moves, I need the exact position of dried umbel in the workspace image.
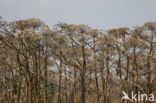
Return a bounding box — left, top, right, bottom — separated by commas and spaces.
0, 18, 156, 103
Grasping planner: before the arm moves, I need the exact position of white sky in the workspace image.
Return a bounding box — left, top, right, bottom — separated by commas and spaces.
0, 0, 156, 30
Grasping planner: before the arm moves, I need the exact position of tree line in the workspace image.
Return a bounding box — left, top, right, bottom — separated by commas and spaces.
0, 17, 156, 103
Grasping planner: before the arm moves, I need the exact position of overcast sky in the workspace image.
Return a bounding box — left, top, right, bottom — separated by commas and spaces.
0, 0, 156, 30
